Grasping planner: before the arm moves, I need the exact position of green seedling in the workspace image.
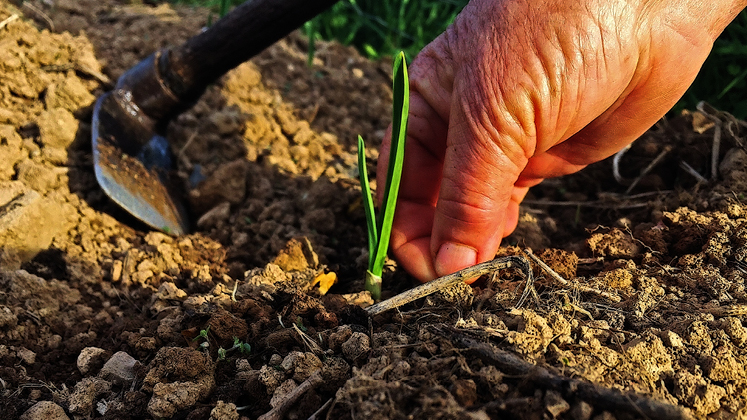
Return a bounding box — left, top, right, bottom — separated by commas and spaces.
304, 17, 318, 68
217, 337, 252, 361
193, 326, 211, 349
295, 316, 308, 332
194, 326, 210, 341
235, 338, 252, 354
358, 51, 409, 301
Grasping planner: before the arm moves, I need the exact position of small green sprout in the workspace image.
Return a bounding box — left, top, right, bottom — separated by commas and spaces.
217, 337, 251, 361
358, 51, 409, 301
233, 336, 252, 354
193, 326, 210, 350
295, 316, 308, 332
305, 17, 318, 68
193, 326, 210, 342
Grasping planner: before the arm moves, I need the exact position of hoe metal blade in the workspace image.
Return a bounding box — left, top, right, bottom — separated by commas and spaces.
91, 90, 189, 235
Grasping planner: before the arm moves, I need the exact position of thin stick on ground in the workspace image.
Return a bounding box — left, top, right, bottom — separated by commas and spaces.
625, 145, 672, 194
679, 161, 708, 183
257, 370, 323, 420
705, 304, 747, 317
307, 397, 334, 420
292, 323, 324, 356
435, 326, 694, 420
178, 131, 199, 166
523, 249, 621, 303
21, 2, 53, 31
695, 101, 726, 181
0, 13, 18, 30
612, 143, 632, 185
522, 190, 670, 209
365, 256, 533, 316
711, 124, 721, 180
514, 270, 538, 309
523, 200, 651, 209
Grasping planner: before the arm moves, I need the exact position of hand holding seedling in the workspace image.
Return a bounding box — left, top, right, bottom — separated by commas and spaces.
379, 0, 747, 282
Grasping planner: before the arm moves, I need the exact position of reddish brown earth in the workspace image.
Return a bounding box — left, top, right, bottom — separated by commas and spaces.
2, 1, 747, 419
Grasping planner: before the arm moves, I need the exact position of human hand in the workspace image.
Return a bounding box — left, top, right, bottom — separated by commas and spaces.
378, 0, 747, 282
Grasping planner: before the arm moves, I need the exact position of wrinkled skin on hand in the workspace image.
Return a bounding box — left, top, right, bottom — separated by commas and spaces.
378, 0, 747, 282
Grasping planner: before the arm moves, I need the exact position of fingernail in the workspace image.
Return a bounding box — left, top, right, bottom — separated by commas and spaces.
435, 242, 477, 277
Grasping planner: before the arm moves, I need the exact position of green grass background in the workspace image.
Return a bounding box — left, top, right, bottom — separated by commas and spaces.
177, 0, 747, 118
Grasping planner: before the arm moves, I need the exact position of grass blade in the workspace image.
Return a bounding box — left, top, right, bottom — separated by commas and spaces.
357, 135, 378, 268
305, 17, 318, 68
372, 51, 409, 275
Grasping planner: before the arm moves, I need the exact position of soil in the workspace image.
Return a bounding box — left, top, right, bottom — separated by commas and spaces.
1, 1, 747, 419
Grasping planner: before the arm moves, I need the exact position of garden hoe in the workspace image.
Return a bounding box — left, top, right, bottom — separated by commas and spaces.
92, 0, 337, 235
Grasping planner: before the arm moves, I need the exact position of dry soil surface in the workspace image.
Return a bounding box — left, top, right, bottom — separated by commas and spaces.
2, 1, 747, 419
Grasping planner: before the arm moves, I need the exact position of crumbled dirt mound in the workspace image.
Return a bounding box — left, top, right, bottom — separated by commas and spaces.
2, 1, 747, 419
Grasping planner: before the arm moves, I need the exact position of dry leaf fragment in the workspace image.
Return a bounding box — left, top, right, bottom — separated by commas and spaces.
312, 271, 337, 295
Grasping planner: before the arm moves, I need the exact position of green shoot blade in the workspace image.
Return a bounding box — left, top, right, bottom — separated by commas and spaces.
305, 17, 318, 68
372, 51, 409, 275
357, 135, 378, 269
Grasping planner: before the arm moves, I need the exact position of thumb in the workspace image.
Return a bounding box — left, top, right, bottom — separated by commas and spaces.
431, 74, 529, 278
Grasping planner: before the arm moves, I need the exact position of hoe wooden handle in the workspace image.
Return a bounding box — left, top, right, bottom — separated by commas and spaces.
167, 0, 338, 98
116, 0, 338, 121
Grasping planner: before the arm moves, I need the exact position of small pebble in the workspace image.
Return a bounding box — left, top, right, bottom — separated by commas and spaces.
20, 401, 70, 420
77, 347, 108, 375
341, 332, 370, 362
99, 351, 137, 385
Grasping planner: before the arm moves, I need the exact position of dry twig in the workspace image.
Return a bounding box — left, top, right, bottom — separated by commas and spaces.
706, 305, 747, 317
292, 323, 324, 356
306, 397, 334, 420
524, 248, 621, 303
365, 256, 532, 316
679, 161, 708, 183
40, 63, 113, 86
625, 145, 672, 194
178, 131, 199, 166
22, 2, 53, 31
0, 13, 18, 30
435, 326, 694, 420
612, 143, 632, 185
522, 190, 668, 209
257, 370, 323, 420
711, 124, 722, 181
696, 101, 733, 180
514, 270, 538, 309
74, 64, 113, 87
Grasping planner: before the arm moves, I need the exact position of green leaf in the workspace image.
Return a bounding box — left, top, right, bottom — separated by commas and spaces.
357, 135, 378, 268
218, 0, 229, 18
305, 17, 318, 68
718, 67, 747, 99
372, 51, 409, 276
